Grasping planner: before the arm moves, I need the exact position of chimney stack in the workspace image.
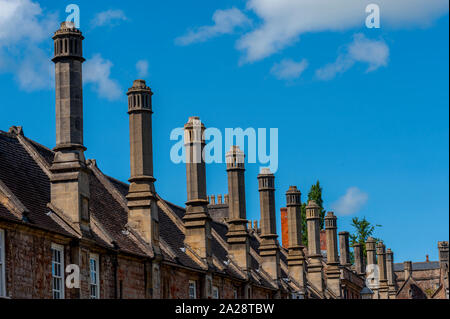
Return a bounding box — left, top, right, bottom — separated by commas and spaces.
325, 212, 341, 297
438, 241, 449, 268
376, 241, 389, 299
306, 200, 324, 292
386, 248, 396, 299
50, 22, 90, 233
183, 117, 212, 262
366, 237, 377, 265
126, 79, 160, 252
403, 261, 412, 280
257, 168, 280, 282
225, 146, 250, 273
339, 231, 351, 267
353, 243, 365, 275
365, 237, 378, 296
285, 186, 306, 294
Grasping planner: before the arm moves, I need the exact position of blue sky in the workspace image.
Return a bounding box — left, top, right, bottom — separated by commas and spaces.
0, 0, 448, 263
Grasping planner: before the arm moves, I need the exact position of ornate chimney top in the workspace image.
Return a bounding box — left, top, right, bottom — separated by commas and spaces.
52, 21, 84, 63
226, 145, 245, 170
286, 186, 301, 206
127, 79, 152, 113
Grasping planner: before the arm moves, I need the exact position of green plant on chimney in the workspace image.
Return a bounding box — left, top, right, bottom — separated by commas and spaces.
349, 216, 382, 259
301, 181, 326, 246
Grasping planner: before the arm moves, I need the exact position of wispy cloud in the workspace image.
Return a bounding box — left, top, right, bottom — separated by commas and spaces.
84, 54, 122, 101
315, 33, 389, 80
236, 0, 448, 63
0, 0, 57, 91
136, 60, 149, 78
270, 58, 308, 80
175, 8, 251, 45
331, 187, 369, 216
91, 9, 128, 28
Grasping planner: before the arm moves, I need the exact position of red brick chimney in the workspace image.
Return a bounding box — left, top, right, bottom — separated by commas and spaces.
320, 229, 327, 251
426, 254, 429, 262
280, 207, 288, 248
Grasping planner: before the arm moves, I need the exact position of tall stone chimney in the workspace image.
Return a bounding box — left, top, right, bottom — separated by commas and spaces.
50, 22, 90, 233
386, 248, 396, 299
438, 241, 449, 268
339, 231, 351, 267
183, 117, 212, 262
353, 243, 365, 275
306, 200, 324, 292
225, 146, 250, 273
285, 186, 306, 294
257, 168, 280, 282
365, 237, 378, 296
325, 212, 341, 297
126, 80, 160, 254
403, 261, 412, 279
376, 241, 389, 299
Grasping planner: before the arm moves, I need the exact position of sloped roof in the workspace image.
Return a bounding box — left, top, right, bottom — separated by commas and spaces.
0, 129, 279, 290
394, 261, 440, 272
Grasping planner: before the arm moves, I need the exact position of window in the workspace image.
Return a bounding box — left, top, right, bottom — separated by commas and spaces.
89, 254, 100, 299
212, 286, 219, 299
188, 280, 197, 299
233, 288, 238, 299
0, 229, 5, 297
51, 243, 64, 299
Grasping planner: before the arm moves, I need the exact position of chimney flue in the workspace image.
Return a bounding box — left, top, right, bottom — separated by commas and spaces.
50, 22, 90, 233
325, 211, 341, 297
225, 146, 250, 273
353, 243, 365, 275
404, 261, 412, 279
285, 186, 306, 293
126, 79, 160, 250
183, 117, 212, 262
257, 168, 280, 282
339, 231, 351, 267
306, 200, 324, 292
386, 248, 397, 298
376, 241, 389, 299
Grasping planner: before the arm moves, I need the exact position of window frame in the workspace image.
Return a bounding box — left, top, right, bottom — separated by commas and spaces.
212, 286, 219, 299
51, 243, 65, 299
0, 229, 5, 297
188, 280, 197, 299
89, 253, 100, 299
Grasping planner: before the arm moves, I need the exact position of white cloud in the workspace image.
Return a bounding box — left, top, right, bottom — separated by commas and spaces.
331, 187, 369, 216
270, 58, 308, 80
91, 9, 128, 28
236, 0, 448, 62
316, 33, 389, 80
0, 0, 58, 91
175, 8, 251, 45
15, 46, 54, 91
84, 54, 122, 101
0, 0, 56, 45
136, 60, 149, 78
